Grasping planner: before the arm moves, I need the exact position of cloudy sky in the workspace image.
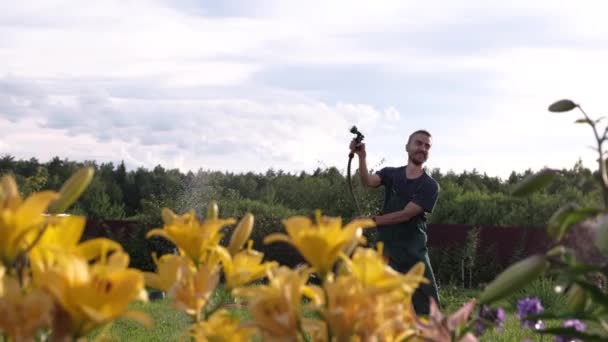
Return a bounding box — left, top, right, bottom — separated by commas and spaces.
1, 0, 607, 179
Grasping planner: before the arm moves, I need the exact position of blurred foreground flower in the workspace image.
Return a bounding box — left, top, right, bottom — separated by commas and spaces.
416, 298, 478, 342
474, 304, 506, 336
37, 251, 150, 337
147, 206, 236, 266
216, 241, 278, 290
232, 266, 321, 341
0, 265, 54, 341
555, 319, 586, 342
144, 252, 220, 320
189, 308, 256, 342
340, 244, 428, 295
0, 175, 58, 267
264, 210, 375, 279
517, 297, 544, 329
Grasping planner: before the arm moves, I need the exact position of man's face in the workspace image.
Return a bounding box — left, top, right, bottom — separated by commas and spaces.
406, 133, 432, 165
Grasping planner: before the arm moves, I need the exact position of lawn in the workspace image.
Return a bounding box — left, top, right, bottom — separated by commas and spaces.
85, 278, 570, 341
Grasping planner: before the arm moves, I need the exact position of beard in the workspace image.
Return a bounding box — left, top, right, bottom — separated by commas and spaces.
408, 152, 427, 165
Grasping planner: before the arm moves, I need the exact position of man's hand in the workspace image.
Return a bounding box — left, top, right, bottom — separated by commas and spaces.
349, 139, 366, 158
373, 202, 423, 226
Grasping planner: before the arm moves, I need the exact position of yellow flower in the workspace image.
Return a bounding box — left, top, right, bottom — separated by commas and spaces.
264, 210, 375, 278
228, 213, 254, 256
143, 251, 220, 320
26, 215, 122, 261
169, 262, 220, 320
232, 266, 321, 341
189, 308, 255, 342
147, 208, 236, 266
28, 215, 122, 283
349, 292, 417, 341
36, 252, 150, 337
302, 319, 328, 342
0, 175, 58, 266
319, 274, 369, 340
144, 253, 189, 293
215, 242, 278, 290
340, 244, 428, 295
0, 266, 54, 341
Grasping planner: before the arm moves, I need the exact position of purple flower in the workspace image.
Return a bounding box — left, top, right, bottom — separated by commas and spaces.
555, 319, 586, 342
517, 297, 544, 329
474, 305, 506, 336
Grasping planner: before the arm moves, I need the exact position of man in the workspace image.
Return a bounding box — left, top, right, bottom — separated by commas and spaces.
349, 129, 440, 315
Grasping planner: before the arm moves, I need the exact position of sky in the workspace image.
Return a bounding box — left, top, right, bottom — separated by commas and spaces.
1, 0, 607, 180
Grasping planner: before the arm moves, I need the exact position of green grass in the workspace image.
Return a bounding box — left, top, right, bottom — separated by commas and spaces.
86, 299, 192, 341
438, 278, 573, 342
83, 281, 574, 341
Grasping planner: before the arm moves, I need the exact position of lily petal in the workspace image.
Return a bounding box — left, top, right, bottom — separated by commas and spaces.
263, 233, 290, 245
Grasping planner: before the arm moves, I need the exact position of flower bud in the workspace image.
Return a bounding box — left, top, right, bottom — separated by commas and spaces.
566, 284, 588, 313
228, 213, 254, 255
479, 255, 548, 304
594, 214, 608, 254
206, 200, 219, 220
48, 166, 94, 214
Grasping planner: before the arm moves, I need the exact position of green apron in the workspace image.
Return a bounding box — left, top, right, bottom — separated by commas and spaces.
377, 185, 440, 315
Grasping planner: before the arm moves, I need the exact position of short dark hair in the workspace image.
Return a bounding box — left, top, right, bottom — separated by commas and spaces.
407, 130, 432, 144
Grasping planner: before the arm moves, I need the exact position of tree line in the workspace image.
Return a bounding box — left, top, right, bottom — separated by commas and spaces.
1, 154, 601, 228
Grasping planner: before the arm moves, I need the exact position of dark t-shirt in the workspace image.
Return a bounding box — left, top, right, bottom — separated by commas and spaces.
374, 166, 440, 265
376, 166, 439, 220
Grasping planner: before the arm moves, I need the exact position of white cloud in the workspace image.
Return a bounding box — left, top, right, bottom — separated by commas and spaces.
1, 0, 608, 179
0, 75, 394, 173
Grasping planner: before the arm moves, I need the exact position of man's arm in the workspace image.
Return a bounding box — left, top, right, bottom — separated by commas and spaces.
373, 202, 423, 225
372, 178, 439, 226
349, 140, 381, 187
357, 154, 381, 187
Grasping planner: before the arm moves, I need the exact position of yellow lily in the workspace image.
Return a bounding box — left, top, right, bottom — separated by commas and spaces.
0, 175, 58, 266
143, 253, 190, 293
264, 210, 375, 278
36, 251, 150, 337
0, 265, 54, 341
215, 242, 278, 290
232, 266, 321, 341
348, 291, 417, 341
318, 274, 370, 340
227, 213, 254, 256
147, 208, 236, 266
189, 308, 256, 342
169, 262, 220, 320
340, 244, 428, 295
29, 218, 123, 290
143, 250, 220, 320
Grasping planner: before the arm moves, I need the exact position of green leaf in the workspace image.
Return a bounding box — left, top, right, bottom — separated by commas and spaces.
575, 118, 592, 124
565, 264, 605, 277
538, 328, 606, 341
525, 311, 595, 321
548, 99, 577, 112
547, 205, 601, 241
479, 254, 548, 304
511, 169, 557, 196
594, 214, 608, 254
574, 280, 608, 308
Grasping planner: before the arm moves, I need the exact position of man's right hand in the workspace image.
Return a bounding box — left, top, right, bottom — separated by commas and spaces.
349, 139, 366, 158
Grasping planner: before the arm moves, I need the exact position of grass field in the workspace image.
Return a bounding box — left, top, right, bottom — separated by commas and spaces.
84, 279, 570, 341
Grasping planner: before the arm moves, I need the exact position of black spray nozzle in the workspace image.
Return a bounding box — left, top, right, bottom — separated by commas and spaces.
350, 125, 364, 143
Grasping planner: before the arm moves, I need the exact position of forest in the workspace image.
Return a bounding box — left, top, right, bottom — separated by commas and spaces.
2, 154, 599, 227
0, 154, 601, 286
